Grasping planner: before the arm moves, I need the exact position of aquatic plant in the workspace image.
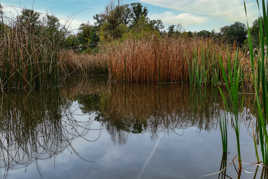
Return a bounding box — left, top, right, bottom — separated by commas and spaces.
244, 0, 268, 168
107, 37, 250, 87
218, 52, 242, 169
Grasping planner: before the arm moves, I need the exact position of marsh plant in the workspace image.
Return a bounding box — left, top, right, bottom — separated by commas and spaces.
218, 52, 243, 171
243, 0, 268, 171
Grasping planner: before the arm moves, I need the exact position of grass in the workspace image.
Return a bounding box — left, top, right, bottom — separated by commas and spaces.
0, 16, 109, 91
59, 50, 108, 75
0, 18, 62, 90
0, 14, 253, 91
219, 115, 228, 154
218, 52, 242, 170
244, 0, 268, 169
106, 37, 251, 87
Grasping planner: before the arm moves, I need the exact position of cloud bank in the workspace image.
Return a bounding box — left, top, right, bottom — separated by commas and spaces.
143, 0, 258, 30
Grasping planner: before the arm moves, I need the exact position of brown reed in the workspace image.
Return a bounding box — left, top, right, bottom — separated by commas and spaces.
106, 37, 251, 87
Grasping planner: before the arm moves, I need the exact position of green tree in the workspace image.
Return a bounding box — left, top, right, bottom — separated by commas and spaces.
0, 3, 3, 23
168, 24, 182, 37
197, 30, 211, 38
45, 15, 67, 48
17, 9, 41, 32
149, 19, 164, 31
129, 3, 148, 26
0, 4, 4, 35
220, 22, 247, 46
251, 17, 263, 47
94, 2, 162, 42
65, 34, 80, 50
78, 23, 100, 51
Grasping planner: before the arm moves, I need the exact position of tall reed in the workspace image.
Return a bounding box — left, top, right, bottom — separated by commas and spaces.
245, 0, 268, 167
0, 17, 62, 90
218, 53, 242, 169
107, 37, 251, 87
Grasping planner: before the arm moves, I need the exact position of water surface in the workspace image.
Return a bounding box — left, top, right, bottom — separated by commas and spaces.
0, 79, 260, 179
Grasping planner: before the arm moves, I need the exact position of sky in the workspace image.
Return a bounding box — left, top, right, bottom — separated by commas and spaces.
0, 0, 260, 32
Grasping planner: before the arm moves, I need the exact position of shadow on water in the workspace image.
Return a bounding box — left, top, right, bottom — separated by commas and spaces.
0, 78, 261, 179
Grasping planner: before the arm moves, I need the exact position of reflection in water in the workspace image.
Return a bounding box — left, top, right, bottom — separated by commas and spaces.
0, 90, 94, 178
75, 84, 252, 144
0, 79, 258, 179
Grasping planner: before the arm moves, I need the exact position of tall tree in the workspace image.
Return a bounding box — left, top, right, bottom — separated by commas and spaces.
251, 17, 263, 47
18, 9, 40, 26
17, 9, 41, 33
220, 22, 247, 46
45, 15, 66, 48
0, 4, 4, 36
129, 3, 148, 26
0, 3, 3, 23
78, 23, 99, 51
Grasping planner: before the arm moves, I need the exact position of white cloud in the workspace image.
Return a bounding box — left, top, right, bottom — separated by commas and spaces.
142, 0, 258, 24
1, 3, 84, 32
150, 11, 207, 26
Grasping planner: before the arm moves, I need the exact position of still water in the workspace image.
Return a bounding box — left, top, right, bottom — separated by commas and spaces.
0, 79, 261, 179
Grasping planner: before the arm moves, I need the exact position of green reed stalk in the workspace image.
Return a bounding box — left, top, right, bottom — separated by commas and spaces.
219, 116, 228, 154
244, 0, 268, 166
218, 52, 242, 169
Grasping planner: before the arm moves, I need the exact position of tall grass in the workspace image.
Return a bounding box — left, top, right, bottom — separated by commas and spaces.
245, 0, 268, 168
107, 37, 251, 87
0, 18, 63, 90
218, 53, 243, 170
59, 50, 108, 75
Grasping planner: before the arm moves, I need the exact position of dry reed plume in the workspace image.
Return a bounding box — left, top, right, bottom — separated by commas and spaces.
106, 37, 251, 86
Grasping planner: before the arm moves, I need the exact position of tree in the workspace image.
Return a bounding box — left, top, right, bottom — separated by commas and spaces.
197, 30, 211, 38
149, 19, 164, 31
168, 24, 182, 37
17, 9, 41, 33
18, 9, 40, 26
220, 22, 247, 46
0, 4, 4, 35
129, 3, 148, 26
94, 2, 162, 41
0, 3, 3, 23
44, 15, 66, 48
65, 34, 80, 50
251, 17, 263, 47
78, 23, 100, 51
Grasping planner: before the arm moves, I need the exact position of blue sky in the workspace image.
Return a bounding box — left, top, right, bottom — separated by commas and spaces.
0, 0, 259, 32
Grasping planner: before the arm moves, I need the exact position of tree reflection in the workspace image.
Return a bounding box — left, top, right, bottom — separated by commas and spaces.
75, 84, 225, 144
0, 90, 94, 178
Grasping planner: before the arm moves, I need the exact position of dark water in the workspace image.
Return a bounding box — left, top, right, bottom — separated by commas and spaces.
0, 79, 261, 179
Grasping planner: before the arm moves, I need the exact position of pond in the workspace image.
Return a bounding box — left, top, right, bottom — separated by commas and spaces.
0, 78, 261, 179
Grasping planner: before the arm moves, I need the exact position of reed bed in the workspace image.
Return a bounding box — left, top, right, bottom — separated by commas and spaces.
0, 16, 108, 91
107, 37, 251, 87
59, 50, 108, 75
0, 19, 62, 90
0, 17, 253, 90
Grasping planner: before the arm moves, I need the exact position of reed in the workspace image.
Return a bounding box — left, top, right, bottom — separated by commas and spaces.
218, 52, 242, 169
245, 0, 268, 167
219, 116, 228, 154
59, 50, 108, 75
0, 17, 64, 90
107, 37, 251, 87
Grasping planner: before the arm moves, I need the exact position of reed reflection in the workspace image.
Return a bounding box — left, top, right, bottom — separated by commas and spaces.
75, 84, 229, 144
0, 90, 94, 178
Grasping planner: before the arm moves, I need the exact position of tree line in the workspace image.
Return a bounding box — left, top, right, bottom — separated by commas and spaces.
0, 2, 262, 54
